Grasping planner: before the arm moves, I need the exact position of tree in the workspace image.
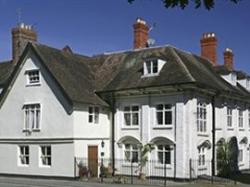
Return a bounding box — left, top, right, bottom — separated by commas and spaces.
217, 137, 240, 177
128, 0, 240, 10
136, 143, 155, 179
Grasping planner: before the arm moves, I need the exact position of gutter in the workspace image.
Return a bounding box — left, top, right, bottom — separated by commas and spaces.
111, 93, 116, 176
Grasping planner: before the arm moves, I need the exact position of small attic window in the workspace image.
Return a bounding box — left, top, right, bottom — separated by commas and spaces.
142, 58, 166, 77
26, 70, 40, 85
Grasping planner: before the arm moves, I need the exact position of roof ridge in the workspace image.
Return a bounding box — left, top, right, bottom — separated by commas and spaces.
170, 47, 195, 82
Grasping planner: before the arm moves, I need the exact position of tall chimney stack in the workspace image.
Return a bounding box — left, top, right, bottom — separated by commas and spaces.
12, 23, 37, 65
200, 32, 217, 65
133, 18, 149, 49
224, 48, 234, 70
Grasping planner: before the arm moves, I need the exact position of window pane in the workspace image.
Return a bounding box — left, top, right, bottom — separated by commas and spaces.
165, 111, 172, 124
132, 106, 139, 111
89, 107, 93, 114
157, 112, 163, 125
165, 152, 171, 164
124, 113, 131, 126
158, 152, 163, 164
132, 151, 138, 162
165, 104, 171, 109
152, 60, 158, 73
156, 104, 163, 110
88, 115, 93, 123
146, 61, 151, 74
132, 113, 138, 125
124, 106, 130, 111
158, 145, 163, 150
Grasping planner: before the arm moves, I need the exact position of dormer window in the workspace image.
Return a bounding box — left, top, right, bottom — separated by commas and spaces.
143, 58, 166, 77
26, 70, 40, 85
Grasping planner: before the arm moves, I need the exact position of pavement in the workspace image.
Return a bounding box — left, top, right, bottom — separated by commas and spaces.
0, 175, 248, 187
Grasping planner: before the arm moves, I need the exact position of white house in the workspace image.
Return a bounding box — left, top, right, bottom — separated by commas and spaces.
0, 18, 249, 179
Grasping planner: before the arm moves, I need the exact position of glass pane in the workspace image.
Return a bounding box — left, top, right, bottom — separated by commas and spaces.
124, 106, 130, 111
156, 104, 163, 110
132, 145, 138, 150
132, 106, 139, 111
165, 104, 171, 109
152, 60, 158, 73
88, 115, 93, 123
124, 113, 131, 126
158, 152, 163, 164
165, 111, 172, 124
48, 157, 51, 165
88, 107, 93, 114
146, 61, 151, 74
157, 112, 163, 125
125, 151, 130, 161
47, 147, 51, 155
132, 113, 138, 125
158, 145, 163, 150
94, 107, 99, 113
26, 147, 29, 155
94, 114, 99, 124
125, 144, 130, 150
132, 151, 138, 162
165, 152, 171, 164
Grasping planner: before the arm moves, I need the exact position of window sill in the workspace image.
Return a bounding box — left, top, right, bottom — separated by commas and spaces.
227, 128, 234, 131
39, 165, 51, 168
215, 128, 222, 131
18, 164, 29, 167
26, 83, 41, 87
32, 129, 41, 132
122, 163, 139, 167
154, 164, 172, 169
121, 127, 139, 130
22, 129, 41, 133
198, 167, 207, 171
197, 133, 209, 137
141, 73, 159, 78
239, 128, 245, 131
153, 126, 173, 130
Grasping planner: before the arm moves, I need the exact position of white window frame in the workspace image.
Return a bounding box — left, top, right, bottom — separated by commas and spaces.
18, 145, 29, 166
197, 102, 207, 133
88, 106, 99, 124
155, 104, 173, 126
123, 105, 140, 127
238, 109, 243, 128
227, 108, 232, 127
40, 145, 51, 167
143, 59, 158, 76
23, 103, 41, 131
124, 144, 139, 163
198, 147, 206, 167
26, 70, 40, 85
238, 149, 243, 163
156, 145, 172, 165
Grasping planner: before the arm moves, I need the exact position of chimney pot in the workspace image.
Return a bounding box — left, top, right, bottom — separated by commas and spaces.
12, 23, 37, 65
200, 32, 217, 65
224, 48, 234, 70
133, 18, 149, 49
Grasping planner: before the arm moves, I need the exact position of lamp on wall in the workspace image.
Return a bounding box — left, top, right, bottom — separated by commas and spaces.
101, 140, 105, 148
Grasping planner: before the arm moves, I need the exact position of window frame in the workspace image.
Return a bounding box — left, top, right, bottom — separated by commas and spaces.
155, 104, 173, 127
197, 102, 207, 133
227, 108, 233, 127
198, 147, 206, 167
88, 106, 99, 124
123, 105, 140, 127
156, 144, 172, 165
238, 149, 243, 163
124, 144, 139, 163
18, 145, 29, 166
26, 69, 41, 86
40, 145, 52, 167
143, 59, 159, 76
23, 103, 41, 131
238, 109, 244, 128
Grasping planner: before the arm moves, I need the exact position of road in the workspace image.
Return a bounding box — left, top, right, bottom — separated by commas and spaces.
0, 176, 248, 187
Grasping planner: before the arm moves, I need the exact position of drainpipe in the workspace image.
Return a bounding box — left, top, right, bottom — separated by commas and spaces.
211, 96, 216, 176
111, 93, 116, 176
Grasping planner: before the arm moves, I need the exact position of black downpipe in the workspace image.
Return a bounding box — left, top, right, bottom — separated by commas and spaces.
211, 96, 216, 177
111, 93, 116, 176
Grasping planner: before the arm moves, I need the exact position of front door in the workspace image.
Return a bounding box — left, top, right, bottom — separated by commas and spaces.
88, 146, 98, 177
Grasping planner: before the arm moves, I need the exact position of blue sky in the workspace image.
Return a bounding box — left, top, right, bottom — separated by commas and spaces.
0, 0, 249, 72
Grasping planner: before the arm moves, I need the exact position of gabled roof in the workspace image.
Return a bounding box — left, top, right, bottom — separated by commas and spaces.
94, 46, 247, 98
0, 61, 14, 87
0, 43, 108, 110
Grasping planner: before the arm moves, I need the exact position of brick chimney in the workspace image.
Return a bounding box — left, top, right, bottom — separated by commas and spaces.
133, 18, 149, 49
200, 32, 217, 65
224, 48, 234, 70
12, 23, 37, 65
